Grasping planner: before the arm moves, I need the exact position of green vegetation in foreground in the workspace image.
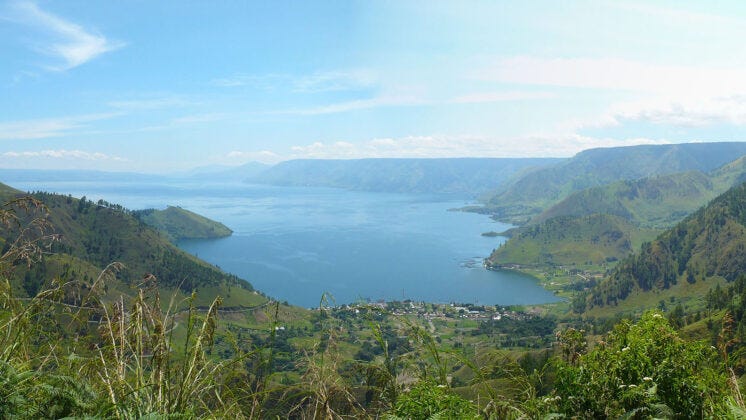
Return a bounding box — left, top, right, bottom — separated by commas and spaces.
2, 190, 746, 417
133, 205, 232, 242
2, 270, 740, 418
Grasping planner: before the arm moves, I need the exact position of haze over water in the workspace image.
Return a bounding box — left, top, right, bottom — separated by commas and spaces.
11, 181, 559, 308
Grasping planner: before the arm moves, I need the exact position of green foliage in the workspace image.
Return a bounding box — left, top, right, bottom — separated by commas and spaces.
488, 213, 658, 268
133, 206, 232, 242
534, 170, 718, 228
7, 191, 252, 298
388, 381, 479, 420
555, 311, 729, 418
588, 181, 746, 309
3, 190, 746, 419
484, 142, 746, 223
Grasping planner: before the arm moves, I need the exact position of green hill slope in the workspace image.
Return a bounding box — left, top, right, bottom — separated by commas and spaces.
486, 214, 658, 269
133, 206, 232, 242
585, 181, 746, 311
533, 171, 718, 228
487, 153, 746, 276
0, 186, 261, 308
484, 142, 746, 224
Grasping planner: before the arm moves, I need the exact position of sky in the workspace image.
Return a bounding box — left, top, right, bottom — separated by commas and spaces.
3, 0, 746, 172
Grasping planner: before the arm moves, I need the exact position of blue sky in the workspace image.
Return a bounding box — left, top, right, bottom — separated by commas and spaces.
3, 0, 746, 172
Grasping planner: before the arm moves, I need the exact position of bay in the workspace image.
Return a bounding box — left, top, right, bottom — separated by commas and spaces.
10, 180, 560, 308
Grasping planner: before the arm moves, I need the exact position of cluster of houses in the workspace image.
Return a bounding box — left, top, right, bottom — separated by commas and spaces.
330, 299, 532, 323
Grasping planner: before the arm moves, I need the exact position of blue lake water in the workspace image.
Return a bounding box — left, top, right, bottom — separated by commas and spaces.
9, 181, 559, 308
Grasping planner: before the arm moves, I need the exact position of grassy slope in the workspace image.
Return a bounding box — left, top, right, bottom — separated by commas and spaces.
134, 206, 232, 242
585, 181, 746, 313
533, 171, 718, 228
484, 142, 746, 224
489, 155, 746, 278
487, 214, 659, 268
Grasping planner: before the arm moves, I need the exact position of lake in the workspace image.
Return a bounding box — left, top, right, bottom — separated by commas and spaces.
9, 180, 560, 308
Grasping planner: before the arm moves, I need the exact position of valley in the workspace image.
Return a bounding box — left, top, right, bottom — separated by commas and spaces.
7, 142, 746, 417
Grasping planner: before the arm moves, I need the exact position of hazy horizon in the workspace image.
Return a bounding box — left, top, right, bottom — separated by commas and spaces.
3, 1, 746, 172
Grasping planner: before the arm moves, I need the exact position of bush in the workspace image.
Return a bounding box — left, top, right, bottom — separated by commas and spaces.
554, 311, 729, 418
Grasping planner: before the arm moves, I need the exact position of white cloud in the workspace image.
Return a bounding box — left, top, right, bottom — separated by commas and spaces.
211, 69, 376, 93
2, 149, 126, 161
292, 70, 377, 93
8, 1, 123, 70
476, 56, 746, 97
279, 94, 425, 116
0, 113, 120, 140
107, 96, 197, 111
225, 150, 280, 163
171, 113, 229, 125
287, 135, 672, 160
274, 90, 552, 116
556, 95, 746, 137
450, 91, 555, 104
614, 2, 744, 28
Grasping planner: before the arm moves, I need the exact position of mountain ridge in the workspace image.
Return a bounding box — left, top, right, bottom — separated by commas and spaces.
483, 142, 746, 224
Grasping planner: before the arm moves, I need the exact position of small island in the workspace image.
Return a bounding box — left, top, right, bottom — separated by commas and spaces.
133, 206, 232, 242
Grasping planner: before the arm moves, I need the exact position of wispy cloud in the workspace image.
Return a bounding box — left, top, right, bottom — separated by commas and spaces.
614, 2, 745, 28
0, 113, 120, 140
449, 91, 555, 104
272, 90, 552, 116
107, 95, 197, 111
225, 150, 280, 163
292, 70, 377, 93
287, 134, 672, 160
6, 1, 123, 70
171, 113, 230, 125
2, 149, 126, 161
476, 56, 746, 97
211, 69, 376, 92
277, 94, 425, 116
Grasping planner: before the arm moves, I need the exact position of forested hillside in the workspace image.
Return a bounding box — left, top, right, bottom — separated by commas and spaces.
585, 181, 746, 309
489, 153, 746, 273
533, 171, 717, 228
133, 206, 232, 242
484, 142, 746, 224
487, 214, 657, 268
0, 184, 257, 307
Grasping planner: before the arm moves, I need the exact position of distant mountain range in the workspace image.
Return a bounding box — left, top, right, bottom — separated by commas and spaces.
482, 142, 746, 224
1, 158, 562, 196
246, 157, 562, 195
